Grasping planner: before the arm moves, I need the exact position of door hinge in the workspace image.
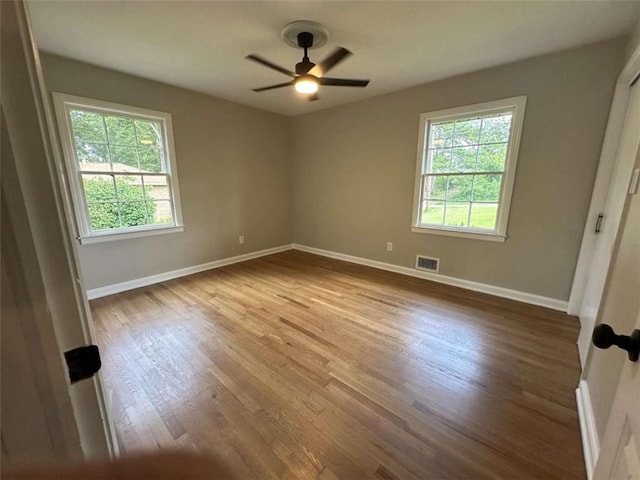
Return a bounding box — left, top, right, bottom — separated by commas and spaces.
595, 214, 604, 234
64, 345, 101, 384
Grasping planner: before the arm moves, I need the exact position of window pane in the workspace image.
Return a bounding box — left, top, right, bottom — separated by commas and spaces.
444, 202, 470, 227
416, 100, 523, 237
426, 149, 450, 174
450, 146, 477, 172
472, 174, 502, 202
119, 201, 148, 227
446, 175, 473, 202
105, 115, 136, 146
70, 110, 106, 144
62, 98, 180, 237
110, 145, 139, 171
147, 200, 174, 225
424, 175, 447, 200
83, 175, 116, 202
421, 200, 445, 225
87, 202, 120, 231
138, 146, 163, 173
479, 113, 512, 144
469, 203, 498, 230
452, 118, 481, 146
429, 121, 454, 149
75, 142, 110, 167
135, 119, 162, 147
476, 144, 507, 172
144, 175, 170, 200
115, 176, 145, 200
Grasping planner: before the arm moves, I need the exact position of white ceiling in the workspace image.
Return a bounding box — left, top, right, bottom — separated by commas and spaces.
28, 1, 640, 117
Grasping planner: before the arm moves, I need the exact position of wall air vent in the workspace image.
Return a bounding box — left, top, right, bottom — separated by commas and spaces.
416, 255, 440, 273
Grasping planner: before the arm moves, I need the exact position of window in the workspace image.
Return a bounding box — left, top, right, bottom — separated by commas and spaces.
411, 96, 526, 242
53, 93, 183, 244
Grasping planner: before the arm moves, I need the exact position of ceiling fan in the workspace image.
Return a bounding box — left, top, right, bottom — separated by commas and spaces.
246, 27, 369, 101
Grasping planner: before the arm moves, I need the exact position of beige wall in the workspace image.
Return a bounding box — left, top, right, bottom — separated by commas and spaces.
40, 54, 291, 290
43, 38, 625, 300
291, 38, 625, 301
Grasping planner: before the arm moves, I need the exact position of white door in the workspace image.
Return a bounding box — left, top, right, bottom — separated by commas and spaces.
594, 311, 640, 480
2, 0, 116, 462
577, 79, 640, 364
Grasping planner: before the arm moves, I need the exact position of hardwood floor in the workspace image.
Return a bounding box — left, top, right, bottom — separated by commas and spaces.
91, 250, 585, 479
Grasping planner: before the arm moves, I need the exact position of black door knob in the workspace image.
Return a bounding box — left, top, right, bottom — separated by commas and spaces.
592, 324, 640, 362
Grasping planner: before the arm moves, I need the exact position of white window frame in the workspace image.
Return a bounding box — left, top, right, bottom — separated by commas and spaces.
52, 93, 184, 245
411, 96, 527, 243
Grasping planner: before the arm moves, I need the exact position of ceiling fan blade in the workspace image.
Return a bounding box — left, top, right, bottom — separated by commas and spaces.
246, 54, 295, 77
252, 81, 295, 92
309, 47, 352, 77
319, 77, 370, 87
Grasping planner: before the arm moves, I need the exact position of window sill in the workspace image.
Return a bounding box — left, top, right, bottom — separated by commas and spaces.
78, 225, 184, 245
411, 225, 506, 243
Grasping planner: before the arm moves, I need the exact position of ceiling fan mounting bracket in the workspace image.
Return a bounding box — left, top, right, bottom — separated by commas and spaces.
297, 32, 314, 50
281, 21, 328, 50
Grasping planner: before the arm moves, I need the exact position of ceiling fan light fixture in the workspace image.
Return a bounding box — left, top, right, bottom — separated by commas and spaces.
247, 28, 369, 99
294, 76, 319, 94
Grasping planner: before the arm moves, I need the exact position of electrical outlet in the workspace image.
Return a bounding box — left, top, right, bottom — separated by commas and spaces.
239, 235, 245, 245
386, 242, 393, 252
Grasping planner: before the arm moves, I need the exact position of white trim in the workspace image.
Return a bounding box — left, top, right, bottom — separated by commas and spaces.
86, 244, 294, 299
411, 96, 527, 240
79, 225, 184, 245
567, 85, 630, 316
51, 92, 177, 124
621, 40, 640, 86
411, 226, 506, 242
570, 40, 640, 366
87, 242, 569, 310
576, 380, 600, 480
568, 53, 640, 315
291, 244, 568, 311
51, 92, 184, 242
12, 0, 117, 459
569, 43, 640, 314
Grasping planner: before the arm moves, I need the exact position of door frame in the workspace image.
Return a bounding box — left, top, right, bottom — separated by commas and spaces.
2, 0, 117, 461
569, 41, 640, 366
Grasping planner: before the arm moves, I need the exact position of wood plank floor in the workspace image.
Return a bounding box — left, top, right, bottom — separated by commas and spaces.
91, 250, 585, 479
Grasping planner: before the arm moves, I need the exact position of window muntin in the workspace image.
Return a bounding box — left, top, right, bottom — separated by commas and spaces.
413, 97, 526, 240
53, 94, 183, 242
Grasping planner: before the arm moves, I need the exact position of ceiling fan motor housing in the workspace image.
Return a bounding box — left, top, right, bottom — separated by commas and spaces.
296, 60, 315, 75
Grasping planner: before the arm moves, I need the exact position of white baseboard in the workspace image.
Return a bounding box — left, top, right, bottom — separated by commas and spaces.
86, 244, 294, 299
87, 242, 569, 312
576, 380, 600, 479
291, 244, 568, 312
